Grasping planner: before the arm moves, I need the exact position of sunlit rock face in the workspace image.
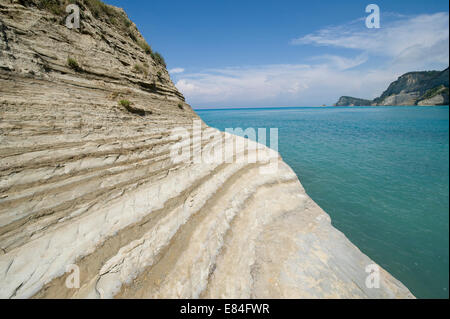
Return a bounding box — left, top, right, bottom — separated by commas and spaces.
0, 0, 414, 299
335, 68, 449, 106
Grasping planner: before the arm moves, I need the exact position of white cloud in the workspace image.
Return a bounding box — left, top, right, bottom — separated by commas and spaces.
292, 12, 449, 66
309, 53, 369, 70
176, 60, 397, 107
169, 68, 185, 74
175, 13, 449, 107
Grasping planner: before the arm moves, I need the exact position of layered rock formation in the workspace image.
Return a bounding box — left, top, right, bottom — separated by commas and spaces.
0, 0, 414, 299
335, 68, 449, 106
416, 85, 449, 106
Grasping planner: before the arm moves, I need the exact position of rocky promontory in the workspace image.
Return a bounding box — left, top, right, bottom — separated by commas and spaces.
335, 68, 449, 106
0, 0, 414, 299
334, 96, 373, 107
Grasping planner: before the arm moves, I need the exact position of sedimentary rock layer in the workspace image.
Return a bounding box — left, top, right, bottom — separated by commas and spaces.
0, 0, 414, 299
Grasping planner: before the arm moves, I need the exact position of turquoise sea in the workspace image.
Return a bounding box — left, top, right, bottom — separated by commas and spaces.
197, 106, 449, 299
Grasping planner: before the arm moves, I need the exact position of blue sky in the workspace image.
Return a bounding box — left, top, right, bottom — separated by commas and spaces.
104, 0, 449, 108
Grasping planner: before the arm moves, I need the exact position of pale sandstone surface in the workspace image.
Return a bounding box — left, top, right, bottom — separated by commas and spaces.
0, 0, 414, 299
418, 95, 445, 106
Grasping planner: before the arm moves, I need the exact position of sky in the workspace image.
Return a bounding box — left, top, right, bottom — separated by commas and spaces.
104, 0, 449, 108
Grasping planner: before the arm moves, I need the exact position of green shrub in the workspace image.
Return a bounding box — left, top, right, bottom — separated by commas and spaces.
119, 99, 131, 108
151, 51, 166, 67
37, 0, 67, 16
129, 31, 137, 42
123, 19, 132, 28
119, 99, 148, 116
134, 63, 148, 76
67, 57, 81, 71
85, 0, 113, 18
420, 85, 448, 100
85, 0, 132, 31
137, 39, 152, 55
177, 103, 184, 110
41, 0, 64, 15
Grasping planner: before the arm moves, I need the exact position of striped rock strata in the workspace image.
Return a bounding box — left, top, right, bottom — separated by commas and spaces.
0, 0, 414, 299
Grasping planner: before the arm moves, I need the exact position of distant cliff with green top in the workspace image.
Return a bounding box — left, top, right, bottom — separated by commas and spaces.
335, 68, 449, 106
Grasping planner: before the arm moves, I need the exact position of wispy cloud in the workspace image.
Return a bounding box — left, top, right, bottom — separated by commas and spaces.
292, 12, 449, 66
175, 12, 449, 107
169, 68, 185, 74
309, 53, 369, 70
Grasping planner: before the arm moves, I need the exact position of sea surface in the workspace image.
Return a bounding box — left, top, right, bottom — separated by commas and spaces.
196, 106, 449, 299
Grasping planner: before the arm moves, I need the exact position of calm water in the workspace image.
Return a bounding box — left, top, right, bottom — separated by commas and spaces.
197, 106, 449, 299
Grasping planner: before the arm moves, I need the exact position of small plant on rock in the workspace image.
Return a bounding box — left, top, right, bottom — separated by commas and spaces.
137, 40, 152, 55
134, 63, 148, 76
67, 57, 81, 72
119, 99, 131, 108
151, 51, 166, 67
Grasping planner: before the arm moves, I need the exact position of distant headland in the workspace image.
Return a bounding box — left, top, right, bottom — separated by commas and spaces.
335, 68, 449, 106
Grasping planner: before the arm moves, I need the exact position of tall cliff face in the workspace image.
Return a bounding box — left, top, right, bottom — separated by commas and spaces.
335, 68, 449, 106
374, 68, 449, 106
0, 0, 414, 299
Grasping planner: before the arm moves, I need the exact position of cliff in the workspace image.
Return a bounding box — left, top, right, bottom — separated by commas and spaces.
416, 85, 449, 106
334, 68, 449, 106
0, 0, 414, 299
